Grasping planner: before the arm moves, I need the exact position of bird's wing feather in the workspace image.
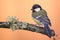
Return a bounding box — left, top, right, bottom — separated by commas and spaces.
37, 15, 51, 26
38, 10, 51, 26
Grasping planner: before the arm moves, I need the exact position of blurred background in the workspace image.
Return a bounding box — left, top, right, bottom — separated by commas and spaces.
0, 0, 60, 40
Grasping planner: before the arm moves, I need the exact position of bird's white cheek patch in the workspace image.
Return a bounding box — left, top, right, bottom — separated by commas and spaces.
34, 8, 40, 12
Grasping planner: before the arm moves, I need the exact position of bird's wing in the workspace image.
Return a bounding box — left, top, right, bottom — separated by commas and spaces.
37, 15, 51, 26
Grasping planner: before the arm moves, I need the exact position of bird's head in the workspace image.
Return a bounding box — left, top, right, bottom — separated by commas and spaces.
31, 4, 42, 12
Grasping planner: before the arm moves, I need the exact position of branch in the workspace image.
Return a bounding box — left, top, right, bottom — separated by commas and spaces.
0, 22, 55, 37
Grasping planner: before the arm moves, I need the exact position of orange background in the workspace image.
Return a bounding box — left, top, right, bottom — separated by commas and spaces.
0, 0, 60, 40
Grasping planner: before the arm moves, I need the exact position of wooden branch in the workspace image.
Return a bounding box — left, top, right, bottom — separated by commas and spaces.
0, 22, 55, 38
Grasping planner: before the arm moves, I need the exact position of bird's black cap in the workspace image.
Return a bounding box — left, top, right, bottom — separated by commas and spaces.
31, 4, 42, 10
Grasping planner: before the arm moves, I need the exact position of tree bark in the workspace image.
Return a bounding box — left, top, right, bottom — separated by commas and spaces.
0, 22, 55, 38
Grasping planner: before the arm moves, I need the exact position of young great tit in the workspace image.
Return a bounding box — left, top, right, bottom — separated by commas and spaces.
31, 4, 52, 38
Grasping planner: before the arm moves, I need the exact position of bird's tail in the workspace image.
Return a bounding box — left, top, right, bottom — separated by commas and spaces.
44, 24, 52, 38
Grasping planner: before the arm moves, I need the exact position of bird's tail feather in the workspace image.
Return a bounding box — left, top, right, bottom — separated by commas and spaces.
44, 24, 52, 38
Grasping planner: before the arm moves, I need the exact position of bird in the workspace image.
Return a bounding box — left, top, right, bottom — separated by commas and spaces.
31, 4, 52, 38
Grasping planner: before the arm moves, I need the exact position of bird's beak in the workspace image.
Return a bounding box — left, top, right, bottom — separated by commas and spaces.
31, 9, 32, 10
